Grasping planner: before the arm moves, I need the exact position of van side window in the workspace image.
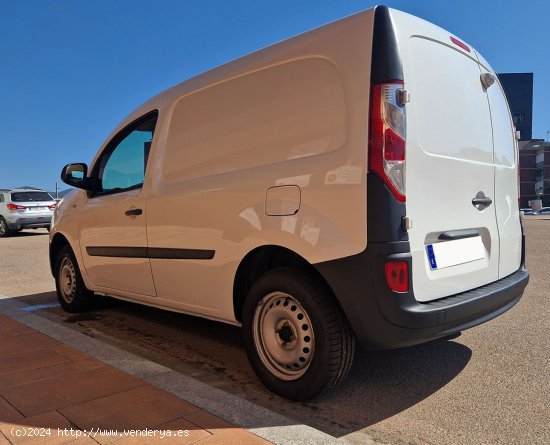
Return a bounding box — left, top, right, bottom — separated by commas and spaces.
95, 112, 157, 195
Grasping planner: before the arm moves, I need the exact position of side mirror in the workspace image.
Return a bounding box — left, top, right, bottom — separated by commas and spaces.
61, 163, 90, 190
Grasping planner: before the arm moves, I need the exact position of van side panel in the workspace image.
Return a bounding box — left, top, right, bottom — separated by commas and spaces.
144, 11, 374, 321
163, 58, 346, 182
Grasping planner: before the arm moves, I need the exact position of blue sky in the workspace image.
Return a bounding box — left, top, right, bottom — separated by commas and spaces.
1, 0, 548, 191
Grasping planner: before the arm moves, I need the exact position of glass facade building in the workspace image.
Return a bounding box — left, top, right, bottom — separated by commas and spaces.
498, 73, 533, 141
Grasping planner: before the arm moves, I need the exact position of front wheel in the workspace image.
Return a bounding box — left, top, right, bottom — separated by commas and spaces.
242, 267, 355, 401
55, 245, 95, 313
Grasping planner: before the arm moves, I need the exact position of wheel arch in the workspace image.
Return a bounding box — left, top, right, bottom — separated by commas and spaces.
233, 245, 341, 322
49, 233, 71, 276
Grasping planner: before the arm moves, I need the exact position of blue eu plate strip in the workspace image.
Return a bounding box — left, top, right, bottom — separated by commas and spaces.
426, 244, 438, 270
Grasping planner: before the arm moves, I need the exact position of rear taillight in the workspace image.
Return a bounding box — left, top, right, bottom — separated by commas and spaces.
369, 82, 407, 202
385, 260, 409, 293
48, 203, 57, 209
6, 203, 26, 210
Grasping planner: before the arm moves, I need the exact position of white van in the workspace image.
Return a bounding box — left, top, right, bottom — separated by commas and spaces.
51, 6, 529, 400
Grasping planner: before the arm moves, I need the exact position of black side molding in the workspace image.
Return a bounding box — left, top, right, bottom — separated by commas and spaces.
86, 247, 148, 258
148, 248, 214, 260
86, 246, 214, 260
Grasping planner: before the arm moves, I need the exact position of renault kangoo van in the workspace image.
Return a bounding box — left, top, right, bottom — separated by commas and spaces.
51, 6, 529, 400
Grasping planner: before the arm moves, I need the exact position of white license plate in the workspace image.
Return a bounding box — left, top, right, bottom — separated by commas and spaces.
426, 236, 485, 270
28, 206, 47, 212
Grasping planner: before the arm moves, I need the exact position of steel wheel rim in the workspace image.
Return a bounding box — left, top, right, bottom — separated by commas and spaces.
59, 257, 77, 303
253, 292, 315, 381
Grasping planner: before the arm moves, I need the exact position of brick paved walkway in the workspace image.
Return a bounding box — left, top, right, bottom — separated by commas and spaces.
0, 314, 271, 444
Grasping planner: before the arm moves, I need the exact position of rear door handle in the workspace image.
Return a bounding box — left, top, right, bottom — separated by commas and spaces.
439, 229, 480, 240
472, 197, 492, 207
125, 208, 143, 216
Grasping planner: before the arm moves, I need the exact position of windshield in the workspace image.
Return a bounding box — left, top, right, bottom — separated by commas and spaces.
11, 192, 53, 202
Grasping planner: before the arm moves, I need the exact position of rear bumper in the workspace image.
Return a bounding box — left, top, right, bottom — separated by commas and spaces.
7, 216, 52, 230
314, 237, 529, 349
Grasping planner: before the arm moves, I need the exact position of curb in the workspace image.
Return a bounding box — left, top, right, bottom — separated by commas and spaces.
0, 295, 355, 445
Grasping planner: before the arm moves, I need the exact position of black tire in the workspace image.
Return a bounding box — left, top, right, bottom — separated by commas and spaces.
55, 245, 95, 313
0, 217, 14, 238
242, 267, 355, 401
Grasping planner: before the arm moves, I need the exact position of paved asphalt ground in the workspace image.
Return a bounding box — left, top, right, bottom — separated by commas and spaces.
0, 219, 548, 445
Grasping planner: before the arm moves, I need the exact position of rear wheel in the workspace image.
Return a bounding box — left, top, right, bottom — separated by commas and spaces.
55, 245, 95, 313
0, 217, 15, 237
242, 267, 355, 401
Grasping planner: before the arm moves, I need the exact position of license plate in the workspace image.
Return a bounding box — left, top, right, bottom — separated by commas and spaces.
29, 206, 47, 212
426, 236, 485, 270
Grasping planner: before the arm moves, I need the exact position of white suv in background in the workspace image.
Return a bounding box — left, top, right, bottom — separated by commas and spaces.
0, 188, 57, 237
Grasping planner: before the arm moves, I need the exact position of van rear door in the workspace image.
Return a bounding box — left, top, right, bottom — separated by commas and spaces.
475, 53, 522, 279
392, 10, 500, 301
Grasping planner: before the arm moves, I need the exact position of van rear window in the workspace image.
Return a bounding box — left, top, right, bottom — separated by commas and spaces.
11, 192, 53, 202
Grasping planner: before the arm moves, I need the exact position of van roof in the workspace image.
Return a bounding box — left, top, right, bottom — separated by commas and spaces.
111, 6, 378, 137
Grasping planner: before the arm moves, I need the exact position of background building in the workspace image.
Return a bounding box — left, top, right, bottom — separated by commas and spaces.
497, 72, 548, 208
498, 73, 533, 141
518, 140, 550, 208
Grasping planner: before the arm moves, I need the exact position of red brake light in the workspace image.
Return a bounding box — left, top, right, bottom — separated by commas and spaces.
48, 203, 57, 209
6, 203, 26, 210
369, 82, 407, 202
450, 36, 471, 53
385, 261, 409, 293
